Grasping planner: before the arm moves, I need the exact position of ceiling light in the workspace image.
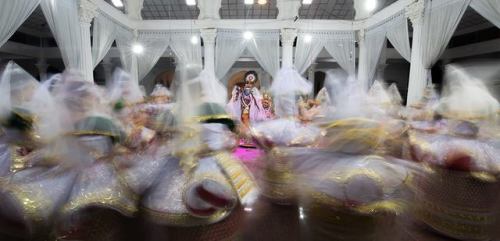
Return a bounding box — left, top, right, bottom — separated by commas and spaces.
304, 34, 312, 43
191, 35, 199, 45
243, 31, 253, 40
257, 0, 267, 4
302, 0, 313, 5
365, 0, 377, 12
111, 0, 124, 8
186, 0, 196, 6
132, 43, 144, 54
244, 0, 254, 5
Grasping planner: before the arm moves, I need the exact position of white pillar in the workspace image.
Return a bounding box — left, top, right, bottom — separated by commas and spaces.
357, 28, 369, 90
276, 0, 301, 20
281, 28, 297, 68
198, 0, 222, 20
36, 58, 49, 82
201, 28, 217, 75
79, 0, 98, 82
406, 0, 426, 105
125, 0, 144, 20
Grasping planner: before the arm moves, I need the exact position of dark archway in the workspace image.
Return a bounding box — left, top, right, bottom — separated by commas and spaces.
313, 71, 326, 97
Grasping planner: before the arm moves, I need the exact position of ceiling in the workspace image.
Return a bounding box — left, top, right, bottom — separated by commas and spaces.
141, 0, 397, 20
456, 6, 492, 31
218, 0, 278, 19
142, 0, 199, 19
299, 0, 357, 20
14, 1, 496, 41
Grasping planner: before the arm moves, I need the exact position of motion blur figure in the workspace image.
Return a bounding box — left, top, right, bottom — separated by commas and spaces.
407, 65, 500, 240
0, 62, 75, 240
285, 70, 411, 241
251, 67, 321, 205
140, 66, 258, 241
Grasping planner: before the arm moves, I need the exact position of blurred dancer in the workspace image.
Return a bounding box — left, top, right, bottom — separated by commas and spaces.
141, 66, 258, 241
296, 73, 411, 241
251, 67, 321, 205
53, 74, 137, 241
0, 62, 76, 240
407, 65, 500, 240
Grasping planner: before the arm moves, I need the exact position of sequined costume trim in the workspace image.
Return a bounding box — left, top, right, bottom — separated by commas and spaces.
309, 190, 406, 215
141, 206, 230, 227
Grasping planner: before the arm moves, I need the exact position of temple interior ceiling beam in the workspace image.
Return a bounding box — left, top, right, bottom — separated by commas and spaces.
93, 0, 415, 32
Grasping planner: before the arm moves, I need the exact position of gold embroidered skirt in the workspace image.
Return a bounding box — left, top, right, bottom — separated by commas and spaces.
304, 191, 397, 241
412, 168, 500, 240
261, 148, 297, 205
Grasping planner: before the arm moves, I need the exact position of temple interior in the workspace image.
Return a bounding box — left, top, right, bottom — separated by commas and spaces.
0, 0, 500, 241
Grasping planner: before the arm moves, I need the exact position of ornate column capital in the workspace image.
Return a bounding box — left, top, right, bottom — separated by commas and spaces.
201, 28, 217, 45
281, 28, 297, 46
79, 0, 98, 24
406, 0, 425, 26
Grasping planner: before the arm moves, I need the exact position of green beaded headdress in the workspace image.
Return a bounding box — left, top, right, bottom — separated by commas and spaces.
72, 116, 125, 144
195, 102, 235, 132
1, 107, 34, 133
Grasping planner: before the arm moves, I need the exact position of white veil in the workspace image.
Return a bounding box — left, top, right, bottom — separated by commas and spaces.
324, 69, 367, 119
0, 61, 62, 142
270, 67, 312, 118
108, 68, 144, 104
174, 64, 203, 123
438, 64, 499, 121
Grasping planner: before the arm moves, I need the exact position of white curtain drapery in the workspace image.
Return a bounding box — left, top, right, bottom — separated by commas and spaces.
407, 0, 470, 104
294, 34, 326, 75
136, 34, 169, 81
386, 14, 411, 61
421, 0, 470, 70
358, 28, 387, 90
214, 31, 247, 79
470, 0, 500, 28
215, 29, 280, 80
358, 11, 411, 89
323, 38, 356, 77
134, 31, 202, 82
41, 0, 84, 71
169, 33, 203, 67
92, 13, 118, 68
294, 31, 356, 76
116, 28, 139, 82
0, 0, 40, 47
246, 33, 280, 79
